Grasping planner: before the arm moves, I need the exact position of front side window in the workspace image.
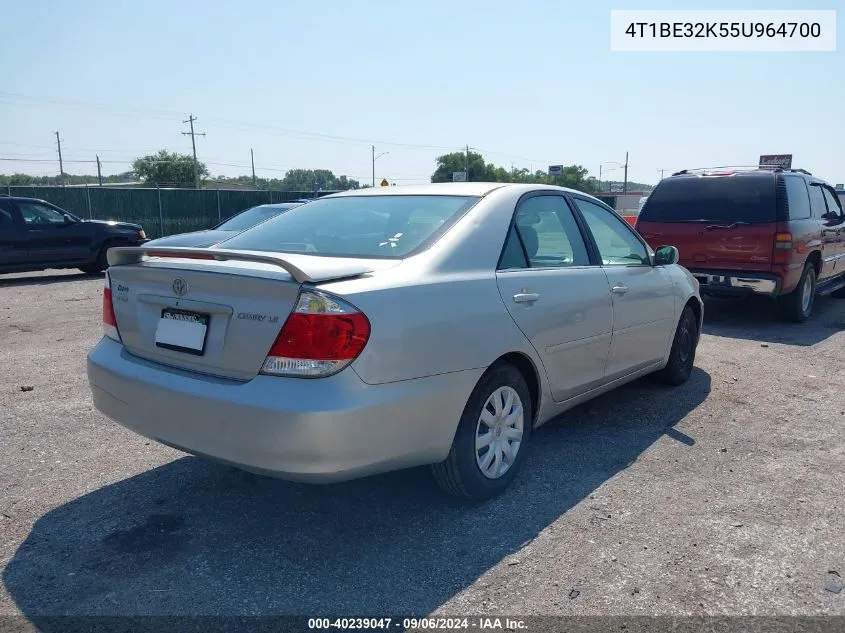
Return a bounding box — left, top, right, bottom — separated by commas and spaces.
218, 195, 479, 258
18, 202, 67, 226
821, 187, 844, 222
498, 195, 590, 270
808, 185, 828, 219
574, 198, 650, 266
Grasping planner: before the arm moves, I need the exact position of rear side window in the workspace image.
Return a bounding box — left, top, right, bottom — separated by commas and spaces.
218, 195, 479, 259
639, 175, 777, 224
782, 175, 811, 220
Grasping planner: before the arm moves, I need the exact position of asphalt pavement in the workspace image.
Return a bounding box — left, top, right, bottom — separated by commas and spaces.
1, 270, 843, 619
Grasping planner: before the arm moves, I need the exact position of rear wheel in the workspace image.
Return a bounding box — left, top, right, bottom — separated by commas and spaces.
778, 263, 815, 322
657, 305, 698, 386
431, 363, 532, 501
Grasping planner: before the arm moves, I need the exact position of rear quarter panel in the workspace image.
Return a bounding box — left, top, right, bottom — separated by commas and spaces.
324, 269, 538, 386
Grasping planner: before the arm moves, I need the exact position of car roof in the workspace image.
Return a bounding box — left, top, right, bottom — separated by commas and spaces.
322, 182, 604, 199
664, 168, 833, 187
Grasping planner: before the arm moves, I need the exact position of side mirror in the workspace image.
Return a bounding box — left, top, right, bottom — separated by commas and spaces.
63, 214, 75, 225
654, 245, 679, 266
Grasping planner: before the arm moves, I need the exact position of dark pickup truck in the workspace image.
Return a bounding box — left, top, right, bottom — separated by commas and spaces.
0, 195, 148, 275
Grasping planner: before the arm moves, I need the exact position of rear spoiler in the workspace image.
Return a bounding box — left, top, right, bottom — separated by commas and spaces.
107, 246, 374, 284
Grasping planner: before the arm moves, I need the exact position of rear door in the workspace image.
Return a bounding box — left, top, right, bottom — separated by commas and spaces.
495, 193, 613, 402
17, 201, 89, 263
637, 174, 778, 271
0, 200, 28, 267
572, 196, 676, 380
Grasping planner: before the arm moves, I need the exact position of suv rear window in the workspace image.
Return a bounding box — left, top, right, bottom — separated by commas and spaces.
217, 195, 479, 259
639, 175, 777, 224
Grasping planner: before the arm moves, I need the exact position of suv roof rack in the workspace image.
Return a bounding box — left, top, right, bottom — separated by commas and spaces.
671, 165, 812, 177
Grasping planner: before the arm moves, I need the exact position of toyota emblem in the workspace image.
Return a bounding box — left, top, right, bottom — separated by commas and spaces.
172, 278, 188, 297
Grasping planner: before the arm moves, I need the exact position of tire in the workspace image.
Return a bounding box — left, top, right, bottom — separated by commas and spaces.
778, 263, 816, 323
657, 305, 698, 386
431, 363, 533, 501
78, 246, 110, 275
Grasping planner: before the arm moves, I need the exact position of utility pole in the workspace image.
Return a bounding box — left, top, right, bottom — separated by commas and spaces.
623, 151, 629, 195
250, 148, 257, 188
55, 131, 65, 186
465, 145, 470, 181
181, 114, 206, 189
96, 155, 103, 186
372, 145, 375, 187
659, 168, 665, 180
599, 165, 602, 192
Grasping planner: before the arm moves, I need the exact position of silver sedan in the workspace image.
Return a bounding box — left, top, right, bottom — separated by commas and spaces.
87, 183, 703, 500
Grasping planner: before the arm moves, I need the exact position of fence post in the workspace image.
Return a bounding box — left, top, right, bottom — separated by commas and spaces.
157, 187, 164, 237
5, 185, 10, 196
85, 185, 92, 219
216, 189, 221, 222
268, 190, 272, 204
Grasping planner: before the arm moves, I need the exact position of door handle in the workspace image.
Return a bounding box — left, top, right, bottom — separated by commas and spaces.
611, 284, 629, 295
513, 292, 540, 304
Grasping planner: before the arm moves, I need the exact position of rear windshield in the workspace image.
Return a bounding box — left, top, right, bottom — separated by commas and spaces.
216, 195, 480, 258
640, 175, 776, 224
216, 205, 298, 232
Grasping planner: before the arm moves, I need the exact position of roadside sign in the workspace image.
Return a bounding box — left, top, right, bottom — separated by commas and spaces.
836, 183, 844, 190
452, 171, 467, 182
759, 154, 792, 169
548, 165, 563, 176
380, 178, 389, 187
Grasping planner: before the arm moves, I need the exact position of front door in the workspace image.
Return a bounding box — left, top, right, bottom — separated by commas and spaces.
819, 185, 845, 277
17, 201, 89, 263
495, 193, 613, 402
571, 196, 676, 380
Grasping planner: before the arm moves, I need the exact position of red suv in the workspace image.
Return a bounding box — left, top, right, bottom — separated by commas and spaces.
636, 167, 845, 322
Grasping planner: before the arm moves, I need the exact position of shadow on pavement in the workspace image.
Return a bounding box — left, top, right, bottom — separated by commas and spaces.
0, 271, 100, 287
4, 369, 711, 620
702, 295, 845, 347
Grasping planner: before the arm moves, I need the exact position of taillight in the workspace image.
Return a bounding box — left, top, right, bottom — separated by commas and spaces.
261, 290, 370, 378
775, 232, 793, 248
102, 273, 121, 342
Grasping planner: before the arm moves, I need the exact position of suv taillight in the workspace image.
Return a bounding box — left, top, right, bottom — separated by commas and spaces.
102, 273, 121, 342
261, 290, 370, 378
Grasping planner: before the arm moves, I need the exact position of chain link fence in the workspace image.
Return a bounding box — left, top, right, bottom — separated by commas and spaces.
3, 186, 337, 239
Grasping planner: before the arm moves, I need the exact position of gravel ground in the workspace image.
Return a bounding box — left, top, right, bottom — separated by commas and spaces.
1, 269, 844, 619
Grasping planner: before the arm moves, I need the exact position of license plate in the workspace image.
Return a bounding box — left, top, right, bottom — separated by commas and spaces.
155, 308, 209, 355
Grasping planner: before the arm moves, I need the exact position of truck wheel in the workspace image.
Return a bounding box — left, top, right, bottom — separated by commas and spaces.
778, 263, 815, 323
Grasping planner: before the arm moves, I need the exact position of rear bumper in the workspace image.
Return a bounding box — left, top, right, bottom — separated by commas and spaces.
688, 269, 781, 297
87, 337, 482, 482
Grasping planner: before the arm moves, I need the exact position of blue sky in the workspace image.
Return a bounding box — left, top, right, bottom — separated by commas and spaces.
0, 0, 842, 186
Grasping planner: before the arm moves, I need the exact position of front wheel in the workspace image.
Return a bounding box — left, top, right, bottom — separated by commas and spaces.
657, 305, 698, 386
431, 363, 532, 501
778, 263, 816, 323
78, 246, 110, 275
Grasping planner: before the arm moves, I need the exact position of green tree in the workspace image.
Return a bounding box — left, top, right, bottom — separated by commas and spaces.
277, 169, 359, 192
132, 150, 208, 188
431, 151, 598, 194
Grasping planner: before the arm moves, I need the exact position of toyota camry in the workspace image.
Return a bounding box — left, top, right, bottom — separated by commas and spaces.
87, 183, 702, 500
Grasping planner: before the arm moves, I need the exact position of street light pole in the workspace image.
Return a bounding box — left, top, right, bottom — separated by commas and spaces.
623, 151, 629, 195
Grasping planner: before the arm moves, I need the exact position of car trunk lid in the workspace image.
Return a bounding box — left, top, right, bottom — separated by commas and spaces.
105, 246, 395, 380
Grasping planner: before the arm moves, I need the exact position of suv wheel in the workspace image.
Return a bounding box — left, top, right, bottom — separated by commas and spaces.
431, 363, 532, 501
778, 263, 816, 323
